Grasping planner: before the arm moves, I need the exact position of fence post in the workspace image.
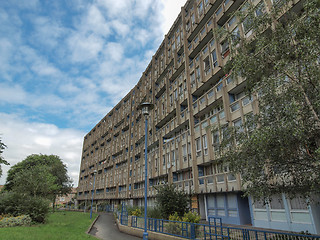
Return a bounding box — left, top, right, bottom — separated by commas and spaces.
191, 223, 196, 240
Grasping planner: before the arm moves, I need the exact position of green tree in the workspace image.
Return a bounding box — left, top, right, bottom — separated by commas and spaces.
154, 184, 190, 219
4, 154, 72, 209
216, 0, 320, 200
0, 137, 9, 177
11, 165, 59, 198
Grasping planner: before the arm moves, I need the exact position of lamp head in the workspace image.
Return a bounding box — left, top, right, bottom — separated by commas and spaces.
138, 102, 154, 116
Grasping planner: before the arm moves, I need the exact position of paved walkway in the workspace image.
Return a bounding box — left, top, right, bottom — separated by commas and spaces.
89, 212, 142, 240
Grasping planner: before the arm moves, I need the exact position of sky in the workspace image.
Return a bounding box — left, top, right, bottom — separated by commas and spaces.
0, 0, 187, 186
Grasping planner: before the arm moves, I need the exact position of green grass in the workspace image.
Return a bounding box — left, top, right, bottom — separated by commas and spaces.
0, 211, 98, 240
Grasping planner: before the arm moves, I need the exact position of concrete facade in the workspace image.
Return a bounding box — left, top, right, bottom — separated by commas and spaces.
77, 0, 319, 234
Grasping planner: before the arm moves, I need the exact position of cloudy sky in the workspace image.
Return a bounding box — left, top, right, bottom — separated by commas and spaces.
0, 0, 186, 186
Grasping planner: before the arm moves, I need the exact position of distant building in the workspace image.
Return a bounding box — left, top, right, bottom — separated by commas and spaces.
56, 187, 77, 206
77, 0, 320, 234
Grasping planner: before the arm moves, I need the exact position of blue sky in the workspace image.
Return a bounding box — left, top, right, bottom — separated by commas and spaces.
0, 0, 186, 185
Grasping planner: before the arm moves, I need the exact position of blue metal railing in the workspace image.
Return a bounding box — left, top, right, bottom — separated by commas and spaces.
131, 216, 320, 240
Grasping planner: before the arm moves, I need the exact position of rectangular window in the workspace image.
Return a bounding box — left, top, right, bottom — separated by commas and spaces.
172, 151, 176, 166
203, 134, 208, 155
212, 130, 220, 145
211, 50, 218, 68
198, 2, 204, 16
270, 195, 285, 209
196, 138, 201, 156
204, 57, 211, 75
216, 6, 222, 16
221, 40, 229, 57
190, 72, 195, 84
228, 16, 236, 27
289, 198, 308, 210
196, 67, 201, 81
208, 89, 214, 98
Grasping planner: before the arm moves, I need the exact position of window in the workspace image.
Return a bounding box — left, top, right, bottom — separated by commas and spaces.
196, 67, 201, 81
242, 16, 253, 34
242, 96, 252, 106
196, 138, 201, 156
190, 72, 195, 84
289, 198, 308, 210
191, 14, 195, 25
208, 89, 214, 98
233, 118, 243, 132
228, 16, 236, 27
230, 102, 240, 112
210, 39, 215, 47
255, 2, 266, 16
221, 40, 229, 57
202, 46, 208, 54
270, 195, 284, 209
204, 57, 210, 74
198, 2, 204, 16
211, 50, 218, 68
216, 6, 222, 16
212, 130, 220, 152
172, 150, 176, 167
182, 144, 187, 161
203, 134, 208, 155
231, 27, 240, 43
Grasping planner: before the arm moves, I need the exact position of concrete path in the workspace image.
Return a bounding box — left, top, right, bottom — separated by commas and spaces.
89, 212, 142, 240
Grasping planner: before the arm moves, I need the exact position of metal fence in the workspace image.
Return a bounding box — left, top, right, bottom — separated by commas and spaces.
131, 216, 320, 240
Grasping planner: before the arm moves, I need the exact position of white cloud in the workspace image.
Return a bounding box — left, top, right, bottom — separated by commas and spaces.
104, 42, 124, 62
31, 16, 67, 49
159, 0, 186, 35
82, 5, 110, 37
67, 32, 104, 63
0, 113, 84, 186
96, 0, 131, 18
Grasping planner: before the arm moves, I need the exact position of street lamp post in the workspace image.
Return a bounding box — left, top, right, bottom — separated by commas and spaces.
138, 102, 154, 240
90, 170, 97, 219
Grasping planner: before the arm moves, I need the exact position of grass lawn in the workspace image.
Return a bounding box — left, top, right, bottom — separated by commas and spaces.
0, 211, 98, 240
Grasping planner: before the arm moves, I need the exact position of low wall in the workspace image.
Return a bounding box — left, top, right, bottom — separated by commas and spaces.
116, 218, 183, 240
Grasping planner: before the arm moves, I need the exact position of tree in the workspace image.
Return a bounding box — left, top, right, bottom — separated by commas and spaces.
216, 0, 320, 201
154, 184, 190, 219
4, 154, 73, 209
0, 137, 9, 177
11, 165, 59, 198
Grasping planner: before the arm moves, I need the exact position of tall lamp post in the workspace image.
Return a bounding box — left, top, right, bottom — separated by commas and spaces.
90, 170, 97, 219
138, 102, 154, 240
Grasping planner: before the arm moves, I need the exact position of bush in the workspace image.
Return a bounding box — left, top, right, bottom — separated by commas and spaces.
0, 192, 50, 223
155, 184, 190, 219
147, 207, 162, 219
131, 208, 142, 217
182, 211, 200, 223
0, 215, 32, 228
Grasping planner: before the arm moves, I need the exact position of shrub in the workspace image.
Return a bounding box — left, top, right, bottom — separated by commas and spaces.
169, 212, 181, 222
155, 184, 190, 219
131, 208, 142, 217
0, 192, 50, 223
182, 211, 200, 223
167, 212, 182, 236
0, 215, 32, 228
147, 207, 162, 219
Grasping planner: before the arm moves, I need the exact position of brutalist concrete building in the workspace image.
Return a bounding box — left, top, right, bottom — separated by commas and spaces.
77, 0, 320, 234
